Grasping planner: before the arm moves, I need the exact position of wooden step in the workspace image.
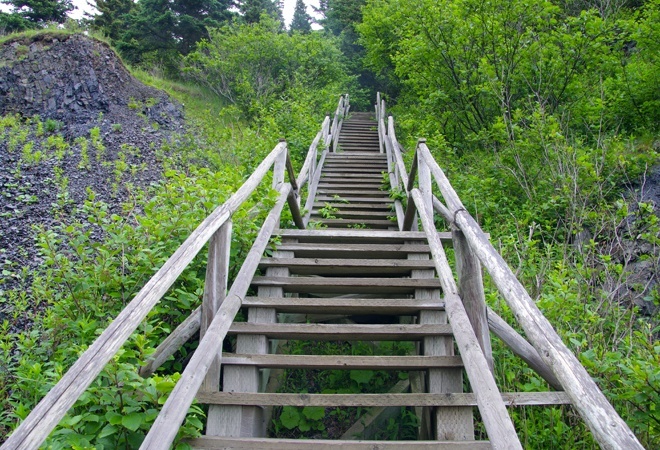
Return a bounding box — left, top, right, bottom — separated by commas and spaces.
316, 190, 389, 198
221, 354, 462, 370
227, 323, 452, 340
315, 196, 394, 204
317, 218, 395, 229
321, 168, 387, 174
312, 202, 391, 210
259, 257, 436, 275
325, 152, 384, 158
322, 173, 384, 179
198, 392, 571, 407
311, 210, 391, 221
250, 276, 440, 294
274, 229, 440, 244
188, 437, 492, 449
242, 296, 445, 314
317, 183, 384, 190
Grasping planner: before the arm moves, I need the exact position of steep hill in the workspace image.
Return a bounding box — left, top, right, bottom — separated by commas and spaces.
0, 32, 184, 318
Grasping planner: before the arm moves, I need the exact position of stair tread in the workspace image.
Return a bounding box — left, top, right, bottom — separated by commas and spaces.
259, 257, 435, 275
242, 296, 445, 313
274, 229, 439, 242
227, 322, 452, 340
188, 437, 492, 449
198, 391, 570, 407
251, 276, 441, 288
221, 353, 462, 369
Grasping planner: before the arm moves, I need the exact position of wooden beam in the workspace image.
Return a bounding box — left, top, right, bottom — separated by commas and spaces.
487, 308, 562, 391
196, 391, 571, 407
187, 437, 492, 449
139, 307, 201, 378
453, 227, 493, 374
228, 322, 453, 341
220, 354, 463, 370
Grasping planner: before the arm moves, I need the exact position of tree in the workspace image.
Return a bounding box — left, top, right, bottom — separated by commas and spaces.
90, 0, 135, 41
1, 0, 73, 24
184, 16, 349, 116
97, 0, 233, 75
0, 11, 35, 31
290, 0, 311, 33
236, 0, 283, 24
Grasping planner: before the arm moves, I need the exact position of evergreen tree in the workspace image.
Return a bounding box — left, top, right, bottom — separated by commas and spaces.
0, 11, 34, 31
237, 0, 283, 24
90, 0, 135, 41
1, 0, 73, 24
290, 0, 311, 33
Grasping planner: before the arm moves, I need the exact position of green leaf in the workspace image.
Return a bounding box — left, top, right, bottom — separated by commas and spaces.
97, 424, 118, 439
105, 411, 123, 425
350, 370, 374, 385
122, 412, 144, 431
279, 406, 301, 430
302, 406, 325, 421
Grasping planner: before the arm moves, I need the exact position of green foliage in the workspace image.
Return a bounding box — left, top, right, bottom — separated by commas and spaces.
184, 16, 352, 119
96, 0, 234, 75
1, 0, 73, 24
290, 0, 312, 34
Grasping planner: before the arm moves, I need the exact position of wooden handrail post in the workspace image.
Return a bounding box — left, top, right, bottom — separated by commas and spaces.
452, 227, 493, 374
273, 140, 287, 189
200, 219, 232, 400
417, 139, 431, 227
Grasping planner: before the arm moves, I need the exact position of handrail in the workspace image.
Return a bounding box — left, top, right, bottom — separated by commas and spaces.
410, 188, 522, 449
378, 89, 644, 449
2, 93, 349, 449
415, 142, 644, 450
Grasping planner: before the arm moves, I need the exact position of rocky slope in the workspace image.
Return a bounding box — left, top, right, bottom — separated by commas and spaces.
0, 32, 184, 321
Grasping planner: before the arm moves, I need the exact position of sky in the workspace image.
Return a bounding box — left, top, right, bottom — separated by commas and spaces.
64, 0, 322, 27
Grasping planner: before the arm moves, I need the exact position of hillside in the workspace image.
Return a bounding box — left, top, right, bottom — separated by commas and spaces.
0, 32, 183, 304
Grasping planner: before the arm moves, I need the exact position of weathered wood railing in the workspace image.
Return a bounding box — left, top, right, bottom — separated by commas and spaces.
1, 94, 349, 450
379, 94, 643, 449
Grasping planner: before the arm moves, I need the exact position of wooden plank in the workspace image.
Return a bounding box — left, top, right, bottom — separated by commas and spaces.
487, 308, 562, 390
272, 243, 431, 259
197, 392, 572, 407
316, 219, 394, 229
227, 323, 453, 341
314, 196, 398, 204
221, 354, 463, 370
201, 221, 233, 393
139, 306, 201, 378
250, 276, 441, 294
419, 143, 644, 450
409, 239, 472, 440
139, 183, 292, 449
274, 229, 447, 242
411, 189, 522, 449
242, 297, 445, 314
1, 143, 289, 450
259, 257, 436, 275
452, 227, 493, 374
187, 437, 492, 449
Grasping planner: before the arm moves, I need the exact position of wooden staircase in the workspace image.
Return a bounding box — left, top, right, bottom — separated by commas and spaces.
3, 94, 644, 450
311, 112, 394, 229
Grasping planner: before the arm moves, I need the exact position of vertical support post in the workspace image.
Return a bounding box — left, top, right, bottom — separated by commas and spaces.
452, 227, 494, 374
200, 220, 232, 429
409, 247, 474, 441
273, 140, 287, 189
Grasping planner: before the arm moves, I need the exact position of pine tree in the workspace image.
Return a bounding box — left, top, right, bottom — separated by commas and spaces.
1, 0, 73, 24
290, 0, 311, 34
237, 0, 283, 25
91, 0, 135, 41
